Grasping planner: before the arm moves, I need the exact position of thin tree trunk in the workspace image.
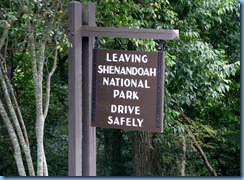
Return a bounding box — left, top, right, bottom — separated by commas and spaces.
43, 148, 48, 176
0, 100, 26, 176
0, 24, 35, 176
179, 112, 218, 176
186, 127, 217, 176
43, 48, 58, 120
0, 66, 35, 176
181, 131, 186, 176
0, 26, 9, 49
28, 32, 46, 176
1, 1, 62, 176
4, 72, 30, 148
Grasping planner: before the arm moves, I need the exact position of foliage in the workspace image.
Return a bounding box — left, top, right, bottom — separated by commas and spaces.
94, 0, 240, 176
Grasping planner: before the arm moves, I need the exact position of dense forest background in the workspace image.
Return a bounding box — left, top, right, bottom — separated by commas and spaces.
0, 0, 240, 176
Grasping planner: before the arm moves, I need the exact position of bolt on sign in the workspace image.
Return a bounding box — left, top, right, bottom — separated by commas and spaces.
92, 49, 164, 132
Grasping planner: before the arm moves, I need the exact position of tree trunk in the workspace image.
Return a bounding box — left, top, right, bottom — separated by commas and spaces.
181, 131, 186, 176
28, 32, 46, 176
110, 129, 124, 175
0, 100, 26, 176
0, 66, 35, 176
132, 131, 154, 176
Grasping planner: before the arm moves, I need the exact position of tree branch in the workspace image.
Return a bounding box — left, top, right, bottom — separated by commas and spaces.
179, 111, 218, 176
43, 48, 58, 120
43, 148, 48, 176
0, 26, 9, 50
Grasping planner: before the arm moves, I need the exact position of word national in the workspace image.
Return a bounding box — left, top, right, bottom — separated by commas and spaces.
103, 77, 150, 88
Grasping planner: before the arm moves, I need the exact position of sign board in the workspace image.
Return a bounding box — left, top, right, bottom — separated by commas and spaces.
91, 49, 164, 132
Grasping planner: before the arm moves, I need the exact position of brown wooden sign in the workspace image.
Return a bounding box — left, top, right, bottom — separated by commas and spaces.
92, 49, 164, 132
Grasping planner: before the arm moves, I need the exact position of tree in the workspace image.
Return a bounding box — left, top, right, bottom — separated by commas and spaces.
95, 0, 240, 176
0, 0, 69, 176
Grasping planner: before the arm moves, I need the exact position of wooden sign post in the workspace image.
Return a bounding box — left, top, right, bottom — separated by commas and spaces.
68, 1, 179, 176
68, 2, 82, 176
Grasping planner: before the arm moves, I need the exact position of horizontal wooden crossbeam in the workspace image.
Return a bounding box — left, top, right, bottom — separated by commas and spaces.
81, 26, 179, 40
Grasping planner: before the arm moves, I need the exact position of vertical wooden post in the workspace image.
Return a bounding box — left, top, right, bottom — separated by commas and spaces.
68, 1, 82, 176
82, 2, 96, 176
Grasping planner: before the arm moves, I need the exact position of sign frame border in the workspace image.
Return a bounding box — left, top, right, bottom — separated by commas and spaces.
91, 48, 165, 132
